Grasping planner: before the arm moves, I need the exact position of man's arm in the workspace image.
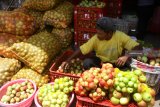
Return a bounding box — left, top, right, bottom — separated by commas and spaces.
116, 44, 143, 67
61, 48, 82, 69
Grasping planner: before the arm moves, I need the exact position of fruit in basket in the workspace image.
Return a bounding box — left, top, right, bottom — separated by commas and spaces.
89, 88, 105, 102
119, 97, 130, 105
54, 77, 74, 94
149, 88, 156, 97
75, 63, 115, 102
114, 71, 139, 94
0, 80, 34, 104
113, 90, 122, 99
150, 59, 156, 66
75, 81, 88, 97
111, 97, 120, 105
133, 93, 142, 102
142, 92, 152, 102
133, 69, 142, 76
137, 100, 147, 107
11, 67, 49, 88
141, 56, 148, 63
38, 84, 69, 107
58, 58, 83, 75
0, 57, 21, 87
139, 75, 147, 83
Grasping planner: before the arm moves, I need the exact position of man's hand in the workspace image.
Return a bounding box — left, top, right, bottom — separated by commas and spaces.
60, 61, 70, 70
115, 56, 129, 67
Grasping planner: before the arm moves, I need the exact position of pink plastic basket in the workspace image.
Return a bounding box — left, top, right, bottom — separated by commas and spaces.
34, 82, 75, 107
0, 79, 37, 107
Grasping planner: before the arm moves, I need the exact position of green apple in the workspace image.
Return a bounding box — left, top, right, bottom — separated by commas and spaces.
134, 84, 138, 89
114, 81, 119, 86
117, 73, 123, 77
133, 69, 142, 76
119, 82, 125, 88
128, 81, 134, 87
119, 77, 124, 82
131, 77, 137, 82
122, 87, 127, 93
113, 90, 122, 99
142, 92, 152, 102
133, 93, 142, 102
122, 78, 129, 84
111, 97, 120, 105
127, 87, 134, 93
139, 75, 147, 83
120, 97, 130, 105
116, 86, 121, 92
141, 56, 148, 63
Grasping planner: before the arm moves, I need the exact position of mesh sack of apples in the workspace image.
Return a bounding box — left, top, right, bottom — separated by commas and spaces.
52, 28, 73, 49
0, 33, 28, 47
36, 77, 74, 107
57, 58, 84, 76
11, 67, 49, 88
109, 69, 156, 106
78, 0, 106, 8
22, 0, 64, 11
8, 31, 61, 73
0, 57, 21, 87
43, 1, 74, 28
0, 11, 37, 36
75, 63, 115, 102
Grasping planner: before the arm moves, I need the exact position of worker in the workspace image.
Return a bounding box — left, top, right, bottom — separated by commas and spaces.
61, 17, 142, 70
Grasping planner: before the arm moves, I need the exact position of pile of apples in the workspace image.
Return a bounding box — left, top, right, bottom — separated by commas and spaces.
58, 58, 83, 76
137, 55, 160, 66
75, 63, 115, 102
110, 69, 156, 106
1, 80, 34, 104
37, 77, 74, 107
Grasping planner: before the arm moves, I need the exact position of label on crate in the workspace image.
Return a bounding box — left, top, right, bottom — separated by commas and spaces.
84, 13, 90, 19
83, 34, 90, 40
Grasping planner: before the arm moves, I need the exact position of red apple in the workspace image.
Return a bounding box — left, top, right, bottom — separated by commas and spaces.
107, 79, 114, 86
137, 100, 147, 107
88, 82, 97, 90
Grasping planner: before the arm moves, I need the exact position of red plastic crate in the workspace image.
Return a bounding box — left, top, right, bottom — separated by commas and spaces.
106, 0, 122, 18
74, 29, 97, 47
76, 96, 138, 107
49, 50, 80, 83
74, 5, 107, 30
49, 50, 93, 83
